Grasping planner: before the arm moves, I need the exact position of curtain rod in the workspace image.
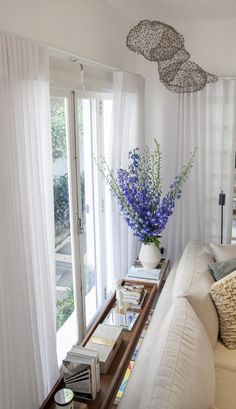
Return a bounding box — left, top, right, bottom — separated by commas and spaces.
48, 45, 118, 72
0, 30, 119, 72
47, 48, 236, 80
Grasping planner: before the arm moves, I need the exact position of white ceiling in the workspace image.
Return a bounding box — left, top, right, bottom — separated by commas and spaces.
107, 0, 236, 23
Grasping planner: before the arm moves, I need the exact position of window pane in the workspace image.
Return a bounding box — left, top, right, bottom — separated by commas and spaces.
50, 96, 77, 362
77, 98, 97, 326
103, 100, 114, 294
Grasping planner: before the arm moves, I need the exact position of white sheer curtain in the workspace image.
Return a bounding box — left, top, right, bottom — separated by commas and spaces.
0, 33, 58, 408
109, 71, 145, 280
166, 80, 236, 262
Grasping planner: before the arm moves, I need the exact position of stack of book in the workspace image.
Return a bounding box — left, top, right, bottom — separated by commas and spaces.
85, 324, 123, 374
121, 284, 145, 305
62, 345, 100, 400
127, 258, 163, 281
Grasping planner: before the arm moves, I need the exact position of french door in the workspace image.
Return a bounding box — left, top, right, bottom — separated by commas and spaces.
50, 89, 113, 363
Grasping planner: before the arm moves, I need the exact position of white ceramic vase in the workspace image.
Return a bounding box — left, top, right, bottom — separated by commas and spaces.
139, 242, 161, 270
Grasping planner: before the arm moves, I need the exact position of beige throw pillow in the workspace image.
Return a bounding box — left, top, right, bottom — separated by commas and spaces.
210, 243, 236, 262
210, 271, 236, 349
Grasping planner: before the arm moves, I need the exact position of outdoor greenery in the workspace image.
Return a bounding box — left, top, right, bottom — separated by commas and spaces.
56, 288, 74, 331
56, 265, 95, 330
51, 98, 67, 162
53, 174, 70, 235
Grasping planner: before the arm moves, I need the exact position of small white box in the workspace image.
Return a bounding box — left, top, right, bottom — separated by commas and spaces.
85, 324, 123, 374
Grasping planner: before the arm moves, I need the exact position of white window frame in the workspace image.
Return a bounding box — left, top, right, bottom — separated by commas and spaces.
51, 87, 113, 343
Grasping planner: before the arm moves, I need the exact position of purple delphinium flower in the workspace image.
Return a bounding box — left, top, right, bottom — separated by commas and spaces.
97, 140, 197, 246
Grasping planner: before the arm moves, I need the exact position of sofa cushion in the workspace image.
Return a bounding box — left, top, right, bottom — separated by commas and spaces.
214, 340, 236, 409
210, 243, 236, 262
215, 367, 236, 409
119, 298, 215, 409
208, 258, 236, 281
214, 340, 236, 371
210, 271, 236, 349
148, 261, 178, 329
173, 240, 219, 347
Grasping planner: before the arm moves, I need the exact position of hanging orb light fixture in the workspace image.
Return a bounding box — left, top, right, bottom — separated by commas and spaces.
126, 20, 218, 93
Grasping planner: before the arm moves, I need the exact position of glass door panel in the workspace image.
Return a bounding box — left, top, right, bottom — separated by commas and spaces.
50, 91, 113, 357
50, 95, 77, 363
77, 98, 97, 326
103, 99, 114, 294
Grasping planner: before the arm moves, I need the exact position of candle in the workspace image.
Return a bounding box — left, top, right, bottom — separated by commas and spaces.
54, 388, 74, 409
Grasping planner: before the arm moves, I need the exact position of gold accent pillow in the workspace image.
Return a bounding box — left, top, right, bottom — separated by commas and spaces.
210, 271, 236, 349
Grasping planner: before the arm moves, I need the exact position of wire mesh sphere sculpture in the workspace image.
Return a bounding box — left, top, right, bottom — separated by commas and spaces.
126, 20, 218, 93
158, 60, 218, 93
126, 20, 187, 62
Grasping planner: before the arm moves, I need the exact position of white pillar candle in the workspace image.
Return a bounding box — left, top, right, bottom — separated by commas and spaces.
54, 388, 74, 409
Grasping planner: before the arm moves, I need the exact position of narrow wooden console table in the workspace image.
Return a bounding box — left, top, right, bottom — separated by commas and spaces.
42, 260, 170, 409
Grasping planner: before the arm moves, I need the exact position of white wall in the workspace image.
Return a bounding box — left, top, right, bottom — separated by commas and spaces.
0, 0, 135, 72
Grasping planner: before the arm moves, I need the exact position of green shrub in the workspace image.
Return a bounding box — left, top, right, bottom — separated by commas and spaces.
53, 173, 69, 234
56, 288, 74, 331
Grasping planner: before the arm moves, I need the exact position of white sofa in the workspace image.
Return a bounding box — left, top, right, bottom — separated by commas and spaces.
118, 241, 236, 409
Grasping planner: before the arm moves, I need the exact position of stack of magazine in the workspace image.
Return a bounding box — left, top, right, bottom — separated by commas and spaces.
127, 258, 163, 281
62, 345, 100, 400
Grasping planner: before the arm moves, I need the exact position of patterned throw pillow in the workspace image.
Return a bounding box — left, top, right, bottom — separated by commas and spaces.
210, 271, 236, 349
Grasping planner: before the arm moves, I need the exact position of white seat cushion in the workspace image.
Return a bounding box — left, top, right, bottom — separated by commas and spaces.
173, 240, 219, 347
214, 340, 236, 371
119, 298, 215, 409
215, 367, 236, 409
214, 339, 236, 409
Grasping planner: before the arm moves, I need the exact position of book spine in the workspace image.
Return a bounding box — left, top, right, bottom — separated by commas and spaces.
95, 357, 100, 392
90, 357, 97, 399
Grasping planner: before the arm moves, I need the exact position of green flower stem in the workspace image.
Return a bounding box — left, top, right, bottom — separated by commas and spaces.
169, 147, 197, 200
95, 157, 137, 222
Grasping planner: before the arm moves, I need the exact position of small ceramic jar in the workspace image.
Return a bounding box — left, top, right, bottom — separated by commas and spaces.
54, 388, 74, 409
